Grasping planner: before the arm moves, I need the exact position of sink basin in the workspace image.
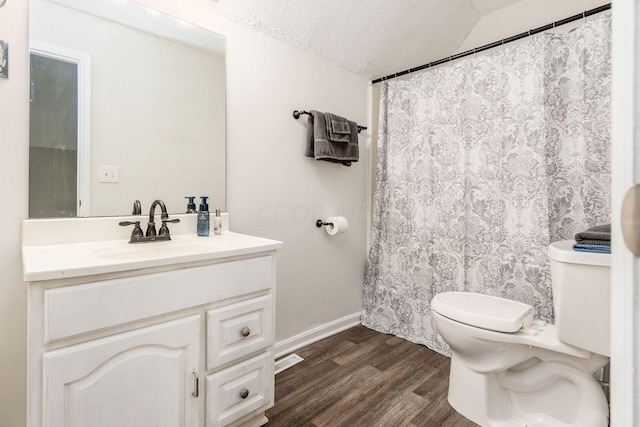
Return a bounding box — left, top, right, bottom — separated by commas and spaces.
94, 240, 213, 260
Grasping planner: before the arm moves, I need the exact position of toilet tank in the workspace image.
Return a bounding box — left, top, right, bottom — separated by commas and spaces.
548, 240, 611, 356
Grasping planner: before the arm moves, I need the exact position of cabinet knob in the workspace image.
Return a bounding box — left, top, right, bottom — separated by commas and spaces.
240, 388, 249, 399
241, 327, 251, 338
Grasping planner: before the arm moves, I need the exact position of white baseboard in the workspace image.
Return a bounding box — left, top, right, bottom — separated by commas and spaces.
274, 312, 361, 359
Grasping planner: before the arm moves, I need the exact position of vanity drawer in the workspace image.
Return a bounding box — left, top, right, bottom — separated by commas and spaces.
207, 295, 273, 370
206, 351, 273, 427
44, 256, 273, 342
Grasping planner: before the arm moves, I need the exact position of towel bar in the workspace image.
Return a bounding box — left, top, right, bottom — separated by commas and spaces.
293, 110, 367, 133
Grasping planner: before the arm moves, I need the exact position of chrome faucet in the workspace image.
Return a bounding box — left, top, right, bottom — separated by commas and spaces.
120, 199, 180, 243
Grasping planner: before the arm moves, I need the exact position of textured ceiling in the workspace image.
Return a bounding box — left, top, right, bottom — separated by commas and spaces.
215, 0, 523, 79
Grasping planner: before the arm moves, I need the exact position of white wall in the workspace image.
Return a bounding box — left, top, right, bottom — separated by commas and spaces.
0, 1, 29, 426
0, 1, 368, 424
221, 21, 370, 345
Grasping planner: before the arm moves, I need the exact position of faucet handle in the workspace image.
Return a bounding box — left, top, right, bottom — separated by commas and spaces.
119, 221, 144, 242
119, 221, 141, 228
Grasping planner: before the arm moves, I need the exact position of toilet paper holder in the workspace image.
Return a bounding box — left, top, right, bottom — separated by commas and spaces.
316, 219, 334, 229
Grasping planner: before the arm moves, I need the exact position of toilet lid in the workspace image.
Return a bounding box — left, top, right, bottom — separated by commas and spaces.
431, 292, 534, 333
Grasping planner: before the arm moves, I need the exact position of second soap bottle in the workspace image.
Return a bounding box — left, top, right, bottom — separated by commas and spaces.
197, 196, 210, 236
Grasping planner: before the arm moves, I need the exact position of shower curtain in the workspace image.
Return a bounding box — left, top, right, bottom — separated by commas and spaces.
362, 15, 612, 356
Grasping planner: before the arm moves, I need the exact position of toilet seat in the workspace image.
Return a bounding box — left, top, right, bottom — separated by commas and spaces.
432, 292, 534, 333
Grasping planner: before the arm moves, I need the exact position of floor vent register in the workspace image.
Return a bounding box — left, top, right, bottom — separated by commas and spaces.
274, 353, 304, 375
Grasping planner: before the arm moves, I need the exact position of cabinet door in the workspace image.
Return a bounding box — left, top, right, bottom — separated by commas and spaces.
43, 315, 202, 427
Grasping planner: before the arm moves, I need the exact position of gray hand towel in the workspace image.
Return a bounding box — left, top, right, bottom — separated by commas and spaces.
305, 113, 316, 158
305, 111, 359, 167
326, 113, 352, 143
574, 224, 611, 245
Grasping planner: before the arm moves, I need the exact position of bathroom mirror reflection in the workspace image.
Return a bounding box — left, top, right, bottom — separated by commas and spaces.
29, 0, 226, 218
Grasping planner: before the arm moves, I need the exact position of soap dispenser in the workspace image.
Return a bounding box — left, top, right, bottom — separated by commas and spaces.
197, 196, 210, 236
185, 196, 196, 214
213, 209, 222, 235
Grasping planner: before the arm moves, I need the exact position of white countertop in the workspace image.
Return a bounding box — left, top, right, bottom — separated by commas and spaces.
22, 232, 282, 282
22, 214, 282, 281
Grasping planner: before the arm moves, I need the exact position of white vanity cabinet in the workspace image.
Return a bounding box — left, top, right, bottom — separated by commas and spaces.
26, 249, 279, 427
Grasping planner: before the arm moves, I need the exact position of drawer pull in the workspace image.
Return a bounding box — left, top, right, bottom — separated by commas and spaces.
192, 370, 199, 398
239, 388, 249, 399
241, 327, 251, 338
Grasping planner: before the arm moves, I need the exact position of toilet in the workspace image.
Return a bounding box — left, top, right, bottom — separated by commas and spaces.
431, 240, 611, 427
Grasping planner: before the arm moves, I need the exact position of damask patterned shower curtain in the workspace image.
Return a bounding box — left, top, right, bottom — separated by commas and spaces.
362, 15, 612, 356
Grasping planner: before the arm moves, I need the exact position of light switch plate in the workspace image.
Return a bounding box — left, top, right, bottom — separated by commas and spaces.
98, 165, 119, 183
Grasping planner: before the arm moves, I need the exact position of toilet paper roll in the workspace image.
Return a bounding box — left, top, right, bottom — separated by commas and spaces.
325, 216, 348, 236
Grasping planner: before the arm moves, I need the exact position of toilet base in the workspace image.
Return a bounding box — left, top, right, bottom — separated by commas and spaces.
447, 355, 609, 427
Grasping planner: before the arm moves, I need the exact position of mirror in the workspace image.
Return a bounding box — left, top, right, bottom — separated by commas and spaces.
29, 0, 226, 218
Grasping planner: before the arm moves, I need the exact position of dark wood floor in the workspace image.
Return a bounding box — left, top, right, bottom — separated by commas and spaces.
265, 325, 479, 427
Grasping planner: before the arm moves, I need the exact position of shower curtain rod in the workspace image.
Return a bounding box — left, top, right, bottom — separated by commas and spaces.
371, 3, 611, 84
